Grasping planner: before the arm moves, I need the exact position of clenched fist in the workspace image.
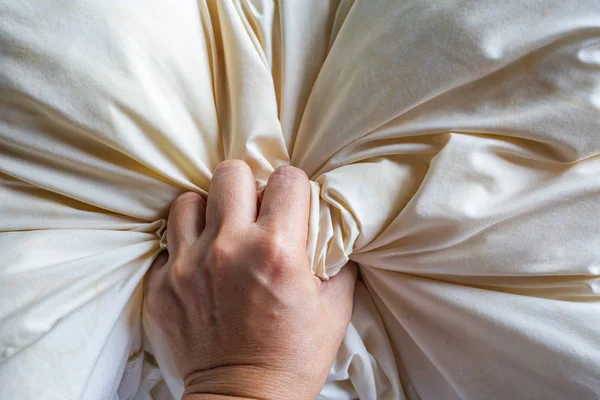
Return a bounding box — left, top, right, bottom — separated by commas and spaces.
145, 160, 357, 400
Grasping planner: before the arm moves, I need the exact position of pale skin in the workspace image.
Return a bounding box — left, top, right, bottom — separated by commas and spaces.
145, 160, 357, 400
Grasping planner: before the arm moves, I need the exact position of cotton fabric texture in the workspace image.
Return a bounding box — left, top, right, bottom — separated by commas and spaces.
1, 1, 599, 399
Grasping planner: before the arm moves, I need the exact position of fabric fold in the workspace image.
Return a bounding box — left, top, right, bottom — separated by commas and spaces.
1, 1, 599, 399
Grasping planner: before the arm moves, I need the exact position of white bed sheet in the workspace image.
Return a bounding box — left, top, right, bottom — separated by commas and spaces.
1, 1, 599, 399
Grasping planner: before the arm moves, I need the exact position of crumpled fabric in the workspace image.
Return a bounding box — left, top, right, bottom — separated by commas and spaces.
1, 0, 600, 399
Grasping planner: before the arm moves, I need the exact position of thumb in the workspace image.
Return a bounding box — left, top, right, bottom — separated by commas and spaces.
320, 261, 358, 327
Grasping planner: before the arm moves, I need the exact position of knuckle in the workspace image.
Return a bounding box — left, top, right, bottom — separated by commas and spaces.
170, 257, 195, 282
259, 233, 292, 267
172, 191, 204, 208
205, 236, 237, 268
273, 165, 308, 180
215, 159, 250, 174
170, 192, 205, 217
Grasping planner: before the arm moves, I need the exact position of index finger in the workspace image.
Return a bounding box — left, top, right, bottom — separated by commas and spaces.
257, 165, 311, 244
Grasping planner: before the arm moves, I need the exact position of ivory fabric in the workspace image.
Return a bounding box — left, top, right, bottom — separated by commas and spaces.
1, 0, 600, 399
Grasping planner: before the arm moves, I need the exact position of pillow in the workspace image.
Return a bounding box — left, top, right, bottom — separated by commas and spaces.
1, 1, 599, 398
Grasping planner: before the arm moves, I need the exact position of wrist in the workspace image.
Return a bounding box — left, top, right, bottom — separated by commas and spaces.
183, 364, 314, 400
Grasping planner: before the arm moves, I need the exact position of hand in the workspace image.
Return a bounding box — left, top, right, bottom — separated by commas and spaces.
145, 160, 357, 400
